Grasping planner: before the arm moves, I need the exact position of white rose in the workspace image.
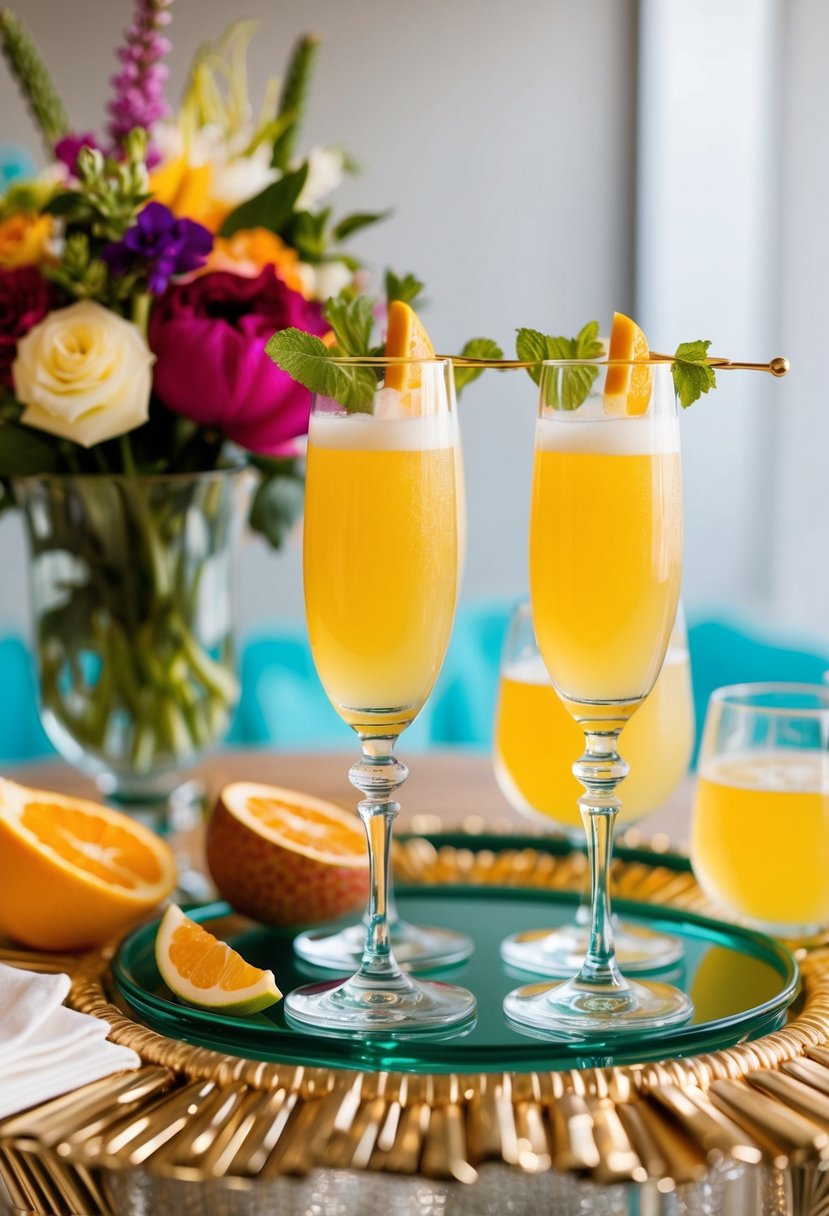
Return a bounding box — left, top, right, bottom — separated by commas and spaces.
12, 301, 154, 448
296, 146, 346, 211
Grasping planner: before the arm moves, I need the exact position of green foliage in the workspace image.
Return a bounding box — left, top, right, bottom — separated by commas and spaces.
265, 328, 376, 413
673, 339, 716, 407
323, 294, 374, 356
453, 338, 504, 398
0, 421, 63, 476
385, 269, 425, 309
218, 163, 309, 238
271, 34, 320, 171
332, 210, 392, 242
0, 9, 69, 152
247, 456, 306, 548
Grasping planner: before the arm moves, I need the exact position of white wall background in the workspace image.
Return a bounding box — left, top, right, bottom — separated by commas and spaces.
0, 0, 824, 650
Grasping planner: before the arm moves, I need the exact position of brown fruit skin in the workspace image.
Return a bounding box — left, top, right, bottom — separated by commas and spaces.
205, 796, 369, 928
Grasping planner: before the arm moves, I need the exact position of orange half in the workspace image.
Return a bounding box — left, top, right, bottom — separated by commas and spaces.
220, 782, 368, 866
603, 311, 653, 416
0, 778, 177, 950
384, 299, 435, 396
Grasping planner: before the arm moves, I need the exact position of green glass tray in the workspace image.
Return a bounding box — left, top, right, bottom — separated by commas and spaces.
113, 881, 799, 1075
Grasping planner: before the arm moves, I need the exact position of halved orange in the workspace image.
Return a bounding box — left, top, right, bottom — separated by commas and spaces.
155, 904, 281, 1015
603, 311, 653, 416
384, 299, 435, 395
206, 782, 369, 927
0, 779, 177, 950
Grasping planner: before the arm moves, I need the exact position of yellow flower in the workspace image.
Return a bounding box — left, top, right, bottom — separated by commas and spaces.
0, 213, 53, 268
13, 301, 154, 448
207, 228, 309, 297
149, 155, 228, 232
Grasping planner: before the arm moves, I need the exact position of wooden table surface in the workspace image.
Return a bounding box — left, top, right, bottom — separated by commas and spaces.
8, 749, 694, 849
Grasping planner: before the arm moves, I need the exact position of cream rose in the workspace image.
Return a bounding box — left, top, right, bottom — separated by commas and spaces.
12, 301, 154, 448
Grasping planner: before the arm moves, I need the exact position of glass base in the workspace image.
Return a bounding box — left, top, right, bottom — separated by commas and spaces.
504, 975, 693, 1036
293, 918, 475, 972
284, 970, 477, 1034
500, 919, 684, 976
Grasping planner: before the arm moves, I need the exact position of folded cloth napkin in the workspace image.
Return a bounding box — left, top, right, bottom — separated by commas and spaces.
0, 963, 141, 1119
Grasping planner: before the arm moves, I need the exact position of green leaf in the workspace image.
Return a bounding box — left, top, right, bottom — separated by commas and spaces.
385, 269, 426, 309
323, 294, 374, 356
453, 338, 504, 398
247, 457, 306, 549
0, 422, 62, 477
516, 323, 601, 409
218, 163, 309, 238
672, 339, 716, 407
285, 208, 330, 262
271, 34, 320, 171
332, 209, 392, 242
265, 327, 376, 412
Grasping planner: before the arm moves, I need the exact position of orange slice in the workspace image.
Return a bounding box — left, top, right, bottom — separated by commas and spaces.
206, 783, 369, 927
0, 779, 177, 950
384, 299, 435, 395
603, 311, 653, 416
155, 904, 281, 1015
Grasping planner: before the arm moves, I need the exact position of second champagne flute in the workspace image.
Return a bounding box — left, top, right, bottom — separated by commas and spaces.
504, 356, 693, 1035
285, 357, 475, 1034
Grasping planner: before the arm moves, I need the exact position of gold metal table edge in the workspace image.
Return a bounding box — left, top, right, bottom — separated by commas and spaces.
2, 840, 829, 1199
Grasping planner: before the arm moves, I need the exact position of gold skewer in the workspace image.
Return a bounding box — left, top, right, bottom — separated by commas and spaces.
322, 353, 790, 374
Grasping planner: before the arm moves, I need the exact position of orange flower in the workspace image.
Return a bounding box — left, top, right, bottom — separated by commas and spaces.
206, 228, 310, 298
0, 213, 53, 268
149, 157, 230, 233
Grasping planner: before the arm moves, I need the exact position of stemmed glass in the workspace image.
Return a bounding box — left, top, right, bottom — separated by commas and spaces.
285, 357, 476, 1033
503, 359, 693, 1034
495, 601, 694, 974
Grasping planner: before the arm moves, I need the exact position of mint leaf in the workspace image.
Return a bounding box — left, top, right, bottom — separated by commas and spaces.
385, 269, 426, 309
324, 294, 374, 356
453, 338, 504, 397
265, 328, 376, 412
219, 163, 309, 238
672, 339, 716, 408
516, 323, 601, 409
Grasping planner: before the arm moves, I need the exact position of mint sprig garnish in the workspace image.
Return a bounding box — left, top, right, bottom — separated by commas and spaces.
516, 321, 603, 410
454, 338, 504, 397
672, 340, 716, 408
266, 272, 499, 411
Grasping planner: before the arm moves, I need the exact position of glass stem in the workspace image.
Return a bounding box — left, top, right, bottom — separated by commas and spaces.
350, 736, 409, 980
572, 730, 628, 989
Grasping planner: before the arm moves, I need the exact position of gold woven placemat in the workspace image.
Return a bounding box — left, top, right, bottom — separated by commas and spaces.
2, 839, 829, 1202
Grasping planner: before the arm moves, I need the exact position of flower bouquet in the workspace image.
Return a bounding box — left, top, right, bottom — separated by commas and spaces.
0, 2, 391, 813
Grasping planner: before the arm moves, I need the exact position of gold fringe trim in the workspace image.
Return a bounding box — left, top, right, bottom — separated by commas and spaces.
2, 842, 829, 1193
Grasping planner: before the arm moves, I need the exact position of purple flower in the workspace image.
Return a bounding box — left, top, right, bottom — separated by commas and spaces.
107, 0, 173, 166
103, 202, 213, 294
54, 132, 104, 176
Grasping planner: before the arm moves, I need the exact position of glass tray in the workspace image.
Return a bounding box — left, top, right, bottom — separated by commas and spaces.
113, 880, 799, 1075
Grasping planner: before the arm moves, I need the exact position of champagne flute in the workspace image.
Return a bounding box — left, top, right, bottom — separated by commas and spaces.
503, 358, 693, 1034
495, 601, 694, 974
285, 358, 475, 1033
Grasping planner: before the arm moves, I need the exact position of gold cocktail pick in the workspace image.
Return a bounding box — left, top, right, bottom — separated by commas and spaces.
434, 353, 791, 374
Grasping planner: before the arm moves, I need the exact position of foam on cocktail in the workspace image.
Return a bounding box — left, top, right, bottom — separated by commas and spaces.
535, 397, 679, 456
310, 385, 455, 452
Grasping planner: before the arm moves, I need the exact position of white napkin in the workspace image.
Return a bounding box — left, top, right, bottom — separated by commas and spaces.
0, 963, 141, 1119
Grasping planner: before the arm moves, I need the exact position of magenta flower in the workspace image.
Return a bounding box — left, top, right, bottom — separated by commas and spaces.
149, 267, 328, 456
54, 132, 104, 177
0, 267, 54, 389
102, 202, 212, 294
107, 0, 173, 166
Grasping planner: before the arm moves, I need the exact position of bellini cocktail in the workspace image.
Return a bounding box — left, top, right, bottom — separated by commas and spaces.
285, 357, 476, 1034
503, 352, 693, 1035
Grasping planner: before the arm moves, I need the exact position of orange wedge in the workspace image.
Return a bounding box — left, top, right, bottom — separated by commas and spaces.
155, 904, 281, 1015
603, 311, 653, 416
206, 782, 369, 927
0, 779, 177, 950
384, 299, 435, 395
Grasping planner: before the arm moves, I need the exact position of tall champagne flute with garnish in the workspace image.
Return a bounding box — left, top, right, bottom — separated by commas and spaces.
504, 313, 692, 1034
283, 304, 475, 1033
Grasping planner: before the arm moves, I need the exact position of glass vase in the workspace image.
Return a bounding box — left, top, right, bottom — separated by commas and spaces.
15, 467, 248, 833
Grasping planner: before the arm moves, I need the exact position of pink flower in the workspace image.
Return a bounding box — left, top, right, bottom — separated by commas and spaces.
148, 267, 328, 455
0, 267, 54, 389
